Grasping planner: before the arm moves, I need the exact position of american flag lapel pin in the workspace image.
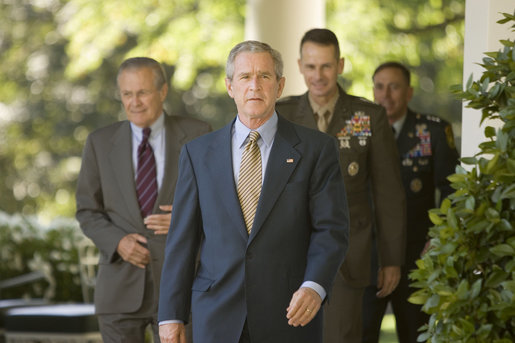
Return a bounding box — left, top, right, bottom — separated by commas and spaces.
286, 158, 294, 163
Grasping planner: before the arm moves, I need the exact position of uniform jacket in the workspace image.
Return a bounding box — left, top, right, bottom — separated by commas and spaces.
276, 87, 406, 287
158, 115, 349, 343
75, 113, 211, 314
396, 109, 458, 268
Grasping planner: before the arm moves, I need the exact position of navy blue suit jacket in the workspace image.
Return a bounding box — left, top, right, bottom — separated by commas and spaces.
158, 115, 349, 343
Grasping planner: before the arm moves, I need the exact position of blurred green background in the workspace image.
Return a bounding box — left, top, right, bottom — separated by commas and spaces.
0, 0, 464, 222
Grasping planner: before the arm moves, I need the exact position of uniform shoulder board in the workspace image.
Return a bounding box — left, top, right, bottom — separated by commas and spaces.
425, 114, 441, 123
277, 95, 299, 103
358, 97, 375, 104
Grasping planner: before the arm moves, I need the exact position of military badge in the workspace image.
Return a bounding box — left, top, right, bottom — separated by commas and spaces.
418, 158, 429, 166
410, 178, 423, 192
336, 121, 353, 149
336, 111, 371, 149
402, 158, 413, 167
348, 162, 359, 176
406, 124, 432, 158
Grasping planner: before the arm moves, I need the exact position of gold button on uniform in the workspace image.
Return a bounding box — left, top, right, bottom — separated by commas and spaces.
348, 162, 359, 176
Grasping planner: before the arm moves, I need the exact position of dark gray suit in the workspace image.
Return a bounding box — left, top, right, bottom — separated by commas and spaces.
76, 114, 210, 338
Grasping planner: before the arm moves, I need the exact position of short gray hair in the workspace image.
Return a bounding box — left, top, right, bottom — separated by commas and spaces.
117, 57, 167, 89
226, 40, 283, 81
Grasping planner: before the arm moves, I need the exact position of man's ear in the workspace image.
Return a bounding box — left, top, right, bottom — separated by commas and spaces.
337, 57, 345, 75
225, 78, 235, 98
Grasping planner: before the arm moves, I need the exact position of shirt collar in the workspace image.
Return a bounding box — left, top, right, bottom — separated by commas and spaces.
234, 112, 278, 149
130, 112, 165, 139
308, 91, 340, 116
392, 112, 407, 137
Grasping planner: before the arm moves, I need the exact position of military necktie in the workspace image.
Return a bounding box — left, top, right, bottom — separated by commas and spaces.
317, 110, 330, 132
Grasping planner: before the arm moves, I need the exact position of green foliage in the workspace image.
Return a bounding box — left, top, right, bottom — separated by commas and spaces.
327, 0, 464, 129
0, 211, 85, 302
409, 13, 515, 343
0, 0, 465, 220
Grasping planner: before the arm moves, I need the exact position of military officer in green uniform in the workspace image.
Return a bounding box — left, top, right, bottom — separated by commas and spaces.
276, 28, 406, 343
361, 61, 459, 343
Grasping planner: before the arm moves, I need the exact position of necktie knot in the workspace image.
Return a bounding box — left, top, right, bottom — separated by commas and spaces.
142, 127, 151, 142
316, 110, 330, 132
248, 131, 260, 144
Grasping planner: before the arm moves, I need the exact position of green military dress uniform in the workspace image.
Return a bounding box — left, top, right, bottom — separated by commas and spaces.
276, 86, 406, 343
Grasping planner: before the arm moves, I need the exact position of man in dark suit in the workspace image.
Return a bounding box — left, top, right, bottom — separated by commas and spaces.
361, 61, 459, 343
276, 29, 406, 343
158, 40, 349, 343
76, 57, 211, 342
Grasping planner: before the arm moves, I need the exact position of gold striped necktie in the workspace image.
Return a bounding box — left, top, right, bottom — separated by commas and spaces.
237, 131, 262, 234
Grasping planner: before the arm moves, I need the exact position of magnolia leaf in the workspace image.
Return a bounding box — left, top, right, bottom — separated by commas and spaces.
456, 279, 469, 299
429, 212, 444, 225
470, 278, 482, 298
501, 280, 515, 293
408, 290, 428, 305
500, 183, 515, 200
447, 208, 458, 229
447, 173, 467, 183
458, 317, 476, 335
465, 73, 474, 90
416, 331, 430, 342
490, 244, 515, 257
465, 196, 476, 211
460, 156, 477, 165
485, 207, 500, 220
484, 126, 496, 137
440, 198, 451, 213
486, 153, 500, 174
425, 294, 440, 309
496, 130, 508, 151
485, 267, 508, 288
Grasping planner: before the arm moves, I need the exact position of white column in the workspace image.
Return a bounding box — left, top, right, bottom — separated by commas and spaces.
461, 0, 514, 159
245, 0, 326, 97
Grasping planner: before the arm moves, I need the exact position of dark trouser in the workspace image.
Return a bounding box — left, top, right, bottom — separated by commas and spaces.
361, 269, 429, 343
239, 320, 251, 343
98, 268, 161, 343
323, 271, 365, 343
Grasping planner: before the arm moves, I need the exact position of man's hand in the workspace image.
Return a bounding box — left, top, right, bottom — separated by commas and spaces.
286, 287, 322, 327
144, 205, 172, 235
116, 233, 150, 269
376, 265, 401, 298
159, 323, 186, 343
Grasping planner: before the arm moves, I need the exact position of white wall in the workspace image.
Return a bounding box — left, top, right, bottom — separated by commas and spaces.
244, 0, 326, 97
461, 0, 515, 159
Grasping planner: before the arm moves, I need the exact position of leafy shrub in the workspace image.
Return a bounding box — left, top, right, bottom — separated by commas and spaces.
409, 12, 515, 343
0, 211, 86, 302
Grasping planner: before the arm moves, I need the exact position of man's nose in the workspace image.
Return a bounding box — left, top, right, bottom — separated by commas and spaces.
249, 76, 261, 89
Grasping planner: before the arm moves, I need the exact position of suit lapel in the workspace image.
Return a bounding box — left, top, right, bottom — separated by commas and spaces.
250, 116, 301, 241
154, 114, 186, 213
109, 122, 143, 224
203, 120, 249, 240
